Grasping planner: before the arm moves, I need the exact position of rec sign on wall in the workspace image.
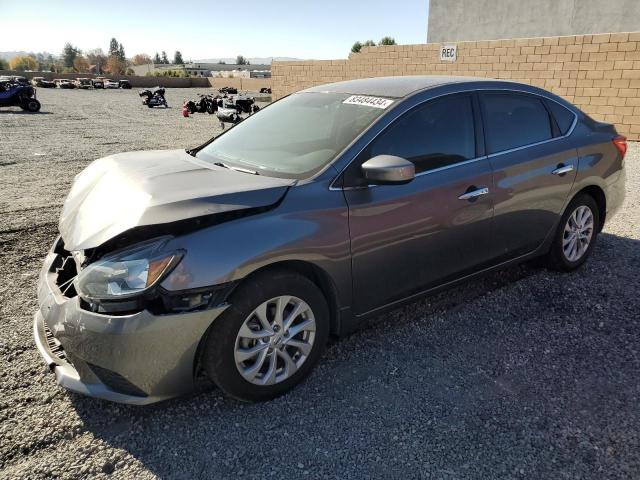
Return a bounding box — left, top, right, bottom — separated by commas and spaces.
440, 44, 457, 62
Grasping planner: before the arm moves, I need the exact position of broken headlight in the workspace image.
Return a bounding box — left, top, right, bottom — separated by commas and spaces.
75, 238, 183, 300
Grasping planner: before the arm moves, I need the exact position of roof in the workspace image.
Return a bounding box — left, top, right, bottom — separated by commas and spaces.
302, 75, 503, 98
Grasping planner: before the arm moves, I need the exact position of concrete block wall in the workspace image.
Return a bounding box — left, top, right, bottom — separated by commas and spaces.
272, 32, 640, 139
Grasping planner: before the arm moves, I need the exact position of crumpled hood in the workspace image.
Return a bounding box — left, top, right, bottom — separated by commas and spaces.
59, 149, 294, 250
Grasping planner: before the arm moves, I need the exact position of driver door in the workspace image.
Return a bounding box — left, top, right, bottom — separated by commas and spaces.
342, 93, 495, 315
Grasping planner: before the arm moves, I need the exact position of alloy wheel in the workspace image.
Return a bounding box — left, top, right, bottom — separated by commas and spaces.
234, 296, 316, 386
562, 205, 594, 262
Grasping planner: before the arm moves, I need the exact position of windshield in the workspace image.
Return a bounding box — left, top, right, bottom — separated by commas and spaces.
196, 92, 390, 178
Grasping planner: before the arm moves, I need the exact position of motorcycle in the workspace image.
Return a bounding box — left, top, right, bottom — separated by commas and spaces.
139, 87, 168, 108
184, 94, 218, 114
0, 80, 41, 112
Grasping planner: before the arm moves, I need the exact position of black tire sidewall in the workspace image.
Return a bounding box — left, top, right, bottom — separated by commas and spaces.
550, 194, 600, 271
203, 270, 330, 402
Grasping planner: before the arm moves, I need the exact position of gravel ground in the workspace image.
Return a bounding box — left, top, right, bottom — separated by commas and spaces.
1, 88, 639, 480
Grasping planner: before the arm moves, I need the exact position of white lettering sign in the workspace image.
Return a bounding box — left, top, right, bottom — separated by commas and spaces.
343, 95, 394, 109
440, 44, 457, 62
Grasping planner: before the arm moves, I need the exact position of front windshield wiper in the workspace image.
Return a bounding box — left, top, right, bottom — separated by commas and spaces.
213, 162, 259, 175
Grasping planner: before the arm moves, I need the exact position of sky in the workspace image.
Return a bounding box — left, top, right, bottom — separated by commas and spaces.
0, 0, 429, 60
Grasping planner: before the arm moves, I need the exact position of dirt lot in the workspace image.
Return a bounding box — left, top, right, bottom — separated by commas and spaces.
1, 88, 639, 479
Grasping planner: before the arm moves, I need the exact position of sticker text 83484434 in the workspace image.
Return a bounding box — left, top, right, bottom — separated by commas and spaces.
343, 95, 394, 109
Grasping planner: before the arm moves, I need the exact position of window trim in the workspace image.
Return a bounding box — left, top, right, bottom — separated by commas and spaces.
329, 87, 578, 191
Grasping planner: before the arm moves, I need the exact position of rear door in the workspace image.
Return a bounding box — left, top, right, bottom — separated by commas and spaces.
479, 92, 579, 260
343, 93, 495, 315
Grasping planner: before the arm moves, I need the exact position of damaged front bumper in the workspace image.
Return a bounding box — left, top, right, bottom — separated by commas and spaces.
34, 241, 228, 405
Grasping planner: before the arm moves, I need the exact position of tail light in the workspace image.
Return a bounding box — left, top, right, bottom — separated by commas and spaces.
612, 135, 627, 159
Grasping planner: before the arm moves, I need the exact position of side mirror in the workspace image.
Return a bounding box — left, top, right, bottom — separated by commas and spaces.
361, 155, 415, 185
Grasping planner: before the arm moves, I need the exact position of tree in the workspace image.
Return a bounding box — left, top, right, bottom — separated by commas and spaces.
217, 60, 226, 64
378, 36, 397, 46
62, 43, 81, 68
236, 55, 248, 65
161, 51, 169, 64
0, 58, 7, 70
173, 51, 184, 64
132, 53, 152, 66
105, 56, 126, 75
73, 55, 90, 73
351, 41, 363, 53
118, 43, 126, 61
9, 56, 37, 71
86, 48, 106, 74
108, 38, 120, 58
363, 40, 376, 47
153, 52, 161, 64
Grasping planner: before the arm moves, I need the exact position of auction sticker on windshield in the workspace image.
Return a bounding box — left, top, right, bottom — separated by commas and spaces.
343, 95, 394, 109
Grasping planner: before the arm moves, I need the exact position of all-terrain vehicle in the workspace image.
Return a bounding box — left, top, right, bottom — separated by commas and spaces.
0, 81, 42, 112
219, 86, 238, 94
184, 93, 218, 114
259, 87, 272, 94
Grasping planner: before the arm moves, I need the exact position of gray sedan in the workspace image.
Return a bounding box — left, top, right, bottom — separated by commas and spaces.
34, 76, 627, 404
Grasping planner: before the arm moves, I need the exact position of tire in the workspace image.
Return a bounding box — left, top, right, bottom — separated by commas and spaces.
22, 99, 41, 112
202, 269, 330, 402
545, 193, 600, 271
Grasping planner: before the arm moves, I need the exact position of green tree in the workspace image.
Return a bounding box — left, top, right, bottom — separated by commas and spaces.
118, 43, 126, 61
161, 51, 169, 64
108, 38, 120, 58
378, 36, 397, 46
236, 55, 248, 65
351, 41, 363, 53
173, 51, 184, 64
363, 40, 376, 47
0, 58, 7, 70
153, 52, 161, 64
62, 43, 81, 68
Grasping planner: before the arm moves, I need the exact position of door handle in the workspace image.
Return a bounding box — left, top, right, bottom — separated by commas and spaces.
551, 164, 574, 175
458, 187, 489, 201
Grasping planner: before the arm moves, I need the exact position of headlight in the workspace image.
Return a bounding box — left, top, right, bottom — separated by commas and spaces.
75, 238, 183, 300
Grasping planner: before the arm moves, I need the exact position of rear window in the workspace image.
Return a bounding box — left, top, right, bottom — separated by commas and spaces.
481, 93, 553, 154
546, 100, 576, 135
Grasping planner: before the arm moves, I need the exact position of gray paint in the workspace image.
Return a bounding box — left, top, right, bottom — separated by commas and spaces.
427, 0, 640, 43
35, 76, 626, 404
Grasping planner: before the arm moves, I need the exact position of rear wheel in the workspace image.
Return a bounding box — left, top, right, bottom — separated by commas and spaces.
545, 193, 600, 271
202, 270, 329, 402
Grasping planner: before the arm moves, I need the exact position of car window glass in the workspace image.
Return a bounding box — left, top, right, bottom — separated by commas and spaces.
368, 95, 476, 174
482, 94, 552, 153
546, 100, 575, 136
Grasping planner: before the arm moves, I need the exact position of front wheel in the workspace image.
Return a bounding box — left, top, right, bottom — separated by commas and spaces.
545, 193, 600, 271
202, 270, 329, 402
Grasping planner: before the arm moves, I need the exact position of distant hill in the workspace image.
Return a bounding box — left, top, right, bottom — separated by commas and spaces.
192, 57, 302, 65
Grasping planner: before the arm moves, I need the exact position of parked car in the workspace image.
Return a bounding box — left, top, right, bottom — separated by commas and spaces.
34, 76, 627, 404
119, 79, 132, 89
0, 80, 41, 112
55, 79, 75, 89
104, 79, 119, 89
259, 87, 272, 94
92, 79, 104, 89
74, 78, 93, 89
31, 77, 56, 88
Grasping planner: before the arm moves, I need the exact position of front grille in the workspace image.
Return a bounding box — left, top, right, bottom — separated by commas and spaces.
87, 363, 148, 398
43, 323, 67, 362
